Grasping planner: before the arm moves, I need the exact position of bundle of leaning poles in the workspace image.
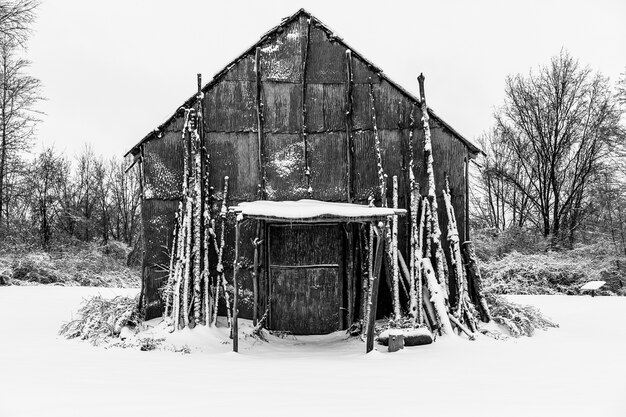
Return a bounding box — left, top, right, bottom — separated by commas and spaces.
160, 74, 491, 341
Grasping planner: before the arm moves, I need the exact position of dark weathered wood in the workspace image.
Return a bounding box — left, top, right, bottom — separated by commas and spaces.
135, 10, 478, 326
268, 224, 342, 334
388, 332, 404, 352
308, 131, 347, 200
205, 81, 256, 132
233, 219, 240, 352
462, 241, 491, 322
142, 129, 184, 201
421, 282, 439, 336
366, 224, 384, 353
206, 132, 259, 201
306, 25, 346, 83
301, 18, 311, 195
259, 16, 305, 82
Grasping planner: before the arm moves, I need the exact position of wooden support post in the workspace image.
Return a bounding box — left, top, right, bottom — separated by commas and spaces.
421, 283, 439, 335
345, 224, 355, 327
255, 47, 266, 199
388, 331, 404, 353
252, 221, 261, 326
344, 49, 354, 202
366, 223, 384, 353
232, 218, 241, 353
301, 18, 312, 196
392, 175, 400, 320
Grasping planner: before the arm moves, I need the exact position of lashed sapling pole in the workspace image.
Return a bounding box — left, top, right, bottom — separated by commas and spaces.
252, 221, 262, 326
362, 196, 375, 342
181, 110, 194, 328
462, 241, 491, 322
392, 175, 400, 319
418, 74, 448, 301
213, 176, 232, 327
366, 223, 384, 353
191, 111, 202, 325
164, 214, 179, 318
407, 105, 421, 324
232, 215, 241, 352
442, 175, 467, 318
421, 258, 453, 335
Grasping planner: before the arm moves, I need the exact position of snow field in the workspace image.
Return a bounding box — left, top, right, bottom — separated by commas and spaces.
0, 286, 624, 417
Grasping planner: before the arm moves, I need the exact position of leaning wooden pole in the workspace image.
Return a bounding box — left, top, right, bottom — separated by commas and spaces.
418, 73, 448, 301
391, 176, 400, 319
232, 216, 240, 352
407, 105, 421, 325
252, 221, 262, 326
462, 241, 491, 322
443, 175, 467, 318
366, 223, 384, 353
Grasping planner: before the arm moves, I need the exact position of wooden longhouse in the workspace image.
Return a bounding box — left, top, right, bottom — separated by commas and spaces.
125, 9, 482, 337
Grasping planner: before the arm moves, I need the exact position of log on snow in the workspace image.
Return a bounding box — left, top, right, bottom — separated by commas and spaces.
366, 224, 384, 353
421, 258, 453, 335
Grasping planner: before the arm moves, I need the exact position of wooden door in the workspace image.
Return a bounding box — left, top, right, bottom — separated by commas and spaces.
268, 224, 343, 334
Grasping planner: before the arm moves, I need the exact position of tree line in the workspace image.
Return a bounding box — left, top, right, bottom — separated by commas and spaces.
3, 146, 142, 249
0, 1, 141, 250
471, 51, 626, 252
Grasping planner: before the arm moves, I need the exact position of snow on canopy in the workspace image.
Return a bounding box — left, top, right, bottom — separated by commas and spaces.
231, 199, 406, 222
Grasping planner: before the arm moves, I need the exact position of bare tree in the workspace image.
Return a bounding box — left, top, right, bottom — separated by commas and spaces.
0, 0, 38, 46
471, 130, 533, 231
492, 50, 623, 244
29, 147, 66, 248
0, 37, 41, 228
108, 157, 140, 246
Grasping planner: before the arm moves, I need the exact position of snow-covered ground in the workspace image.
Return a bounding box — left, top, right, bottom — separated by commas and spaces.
0, 286, 624, 417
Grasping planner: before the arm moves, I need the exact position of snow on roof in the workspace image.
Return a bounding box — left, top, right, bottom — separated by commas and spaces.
231, 199, 406, 223
125, 9, 482, 158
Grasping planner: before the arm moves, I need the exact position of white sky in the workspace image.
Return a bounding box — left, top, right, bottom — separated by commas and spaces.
27, 0, 626, 158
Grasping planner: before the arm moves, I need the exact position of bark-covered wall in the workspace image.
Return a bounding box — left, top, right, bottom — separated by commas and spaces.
138, 12, 471, 318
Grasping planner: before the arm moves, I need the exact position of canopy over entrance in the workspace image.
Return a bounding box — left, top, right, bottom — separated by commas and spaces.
231, 199, 406, 223
229, 200, 402, 352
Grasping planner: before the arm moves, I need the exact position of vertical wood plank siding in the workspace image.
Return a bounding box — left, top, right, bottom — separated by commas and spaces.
138, 13, 471, 323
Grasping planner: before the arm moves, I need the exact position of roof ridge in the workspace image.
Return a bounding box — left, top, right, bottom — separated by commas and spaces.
125, 9, 481, 157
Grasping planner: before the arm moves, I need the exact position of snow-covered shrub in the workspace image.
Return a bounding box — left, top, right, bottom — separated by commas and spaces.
486, 294, 558, 337
59, 295, 142, 345
472, 227, 550, 262
1, 241, 140, 287
482, 250, 624, 295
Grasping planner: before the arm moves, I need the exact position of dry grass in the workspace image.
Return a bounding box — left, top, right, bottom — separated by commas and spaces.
59, 295, 142, 345
486, 294, 559, 337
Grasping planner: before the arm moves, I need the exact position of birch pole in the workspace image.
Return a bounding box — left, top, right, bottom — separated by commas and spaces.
443, 175, 466, 317
407, 105, 421, 325
214, 176, 232, 327
181, 110, 194, 328
369, 81, 386, 208
164, 214, 179, 318
191, 114, 202, 325
362, 196, 375, 341
418, 74, 448, 300
392, 176, 400, 319
421, 258, 453, 335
